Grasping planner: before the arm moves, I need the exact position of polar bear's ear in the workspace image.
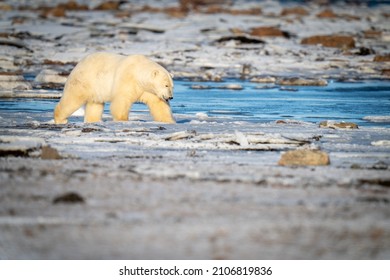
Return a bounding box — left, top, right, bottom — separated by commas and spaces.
170, 72, 174, 78
152, 70, 159, 78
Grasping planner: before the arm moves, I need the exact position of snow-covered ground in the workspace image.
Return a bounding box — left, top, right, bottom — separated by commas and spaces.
0, 0, 390, 259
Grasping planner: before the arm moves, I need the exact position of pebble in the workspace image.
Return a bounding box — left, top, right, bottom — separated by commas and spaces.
250, 76, 276, 83
319, 121, 359, 129
301, 35, 355, 49
277, 77, 328, 86
41, 146, 62, 160
278, 149, 330, 166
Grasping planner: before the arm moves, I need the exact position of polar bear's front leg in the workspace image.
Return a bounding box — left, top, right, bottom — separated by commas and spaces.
138, 91, 175, 123
85, 102, 104, 123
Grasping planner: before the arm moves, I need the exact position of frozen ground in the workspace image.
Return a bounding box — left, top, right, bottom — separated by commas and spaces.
1, 109, 390, 259
0, 0, 390, 259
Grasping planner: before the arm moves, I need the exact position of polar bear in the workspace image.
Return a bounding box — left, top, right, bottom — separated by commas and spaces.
54, 52, 175, 124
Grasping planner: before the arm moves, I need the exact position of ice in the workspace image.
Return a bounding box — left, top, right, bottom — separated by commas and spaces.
364, 116, 390, 123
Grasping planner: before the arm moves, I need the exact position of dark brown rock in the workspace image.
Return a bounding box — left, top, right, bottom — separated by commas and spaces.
317, 9, 337, 18
250, 26, 289, 38
45, 7, 66, 17
57, 1, 88, 11
278, 149, 330, 166
374, 54, 390, 62
363, 29, 382, 38
94, 1, 121, 11
281, 7, 309, 16
301, 35, 355, 49
52, 192, 85, 204
381, 69, 390, 76
41, 146, 62, 159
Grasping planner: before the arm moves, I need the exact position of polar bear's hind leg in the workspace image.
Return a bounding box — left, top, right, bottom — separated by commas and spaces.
84, 102, 104, 123
54, 93, 87, 124
110, 96, 131, 121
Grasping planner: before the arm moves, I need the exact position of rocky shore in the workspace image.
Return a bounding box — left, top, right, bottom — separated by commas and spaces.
0, 0, 389, 92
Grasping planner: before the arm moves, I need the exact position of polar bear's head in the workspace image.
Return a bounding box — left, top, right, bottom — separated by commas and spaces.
149, 68, 174, 102
132, 55, 174, 102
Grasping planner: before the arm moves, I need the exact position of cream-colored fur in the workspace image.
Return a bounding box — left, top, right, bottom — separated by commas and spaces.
54, 52, 175, 124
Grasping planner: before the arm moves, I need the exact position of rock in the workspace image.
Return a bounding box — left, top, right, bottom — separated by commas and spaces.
56, 1, 88, 11
363, 29, 382, 38
0, 38, 33, 52
319, 121, 359, 129
353, 47, 375, 56
250, 27, 290, 38
35, 69, 67, 84
278, 149, 330, 166
215, 35, 265, 44
250, 76, 276, 83
317, 9, 337, 18
0, 3, 12, 11
52, 192, 85, 204
0, 73, 31, 90
165, 130, 197, 141
382, 69, 390, 76
0, 136, 45, 157
220, 84, 243, 90
374, 54, 390, 62
281, 7, 309, 16
42, 7, 66, 17
94, 1, 121, 10
277, 77, 328, 86
190, 84, 212, 90
41, 146, 62, 160
301, 35, 355, 49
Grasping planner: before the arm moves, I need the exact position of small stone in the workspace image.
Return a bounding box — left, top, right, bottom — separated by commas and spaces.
57, 1, 88, 11
278, 149, 330, 166
277, 77, 328, 86
317, 9, 337, 18
44, 7, 66, 17
52, 192, 85, 204
374, 54, 390, 62
41, 146, 62, 160
250, 76, 276, 83
301, 35, 355, 49
94, 1, 121, 10
190, 84, 212, 90
220, 84, 243, 90
363, 29, 382, 38
381, 69, 390, 76
165, 130, 197, 141
319, 121, 358, 129
281, 7, 309, 16
250, 27, 290, 38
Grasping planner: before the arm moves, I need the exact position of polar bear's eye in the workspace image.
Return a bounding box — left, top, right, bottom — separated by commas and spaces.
165, 85, 169, 88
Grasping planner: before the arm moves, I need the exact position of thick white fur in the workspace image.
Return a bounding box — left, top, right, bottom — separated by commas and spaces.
54, 52, 175, 124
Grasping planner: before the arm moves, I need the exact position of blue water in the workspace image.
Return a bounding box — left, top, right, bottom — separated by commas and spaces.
0, 80, 389, 127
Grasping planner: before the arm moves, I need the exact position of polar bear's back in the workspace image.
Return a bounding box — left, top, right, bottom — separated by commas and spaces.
65, 52, 125, 102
